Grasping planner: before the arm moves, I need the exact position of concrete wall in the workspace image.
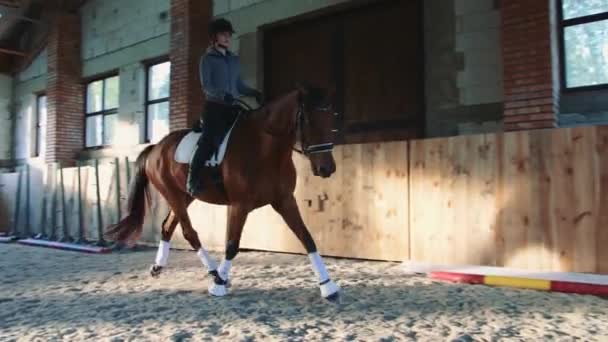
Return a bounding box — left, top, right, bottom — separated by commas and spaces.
425, 0, 503, 136
2, 0, 506, 163
18, 48, 48, 82
81, 0, 170, 74
80, 0, 170, 147
13, 50, 47, 160
216, 0, 504, 137
0, 74, 13, 160
559, 89, 608, 127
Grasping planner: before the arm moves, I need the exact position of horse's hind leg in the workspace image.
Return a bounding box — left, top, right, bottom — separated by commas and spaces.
171, 201, 220, 286
272, 194, 340, 302
150, 210, 180, 278
149, 191, 194, 277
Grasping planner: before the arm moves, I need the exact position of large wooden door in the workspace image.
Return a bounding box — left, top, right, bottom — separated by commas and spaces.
264, 15, 335, 97
264, 0, 424, 144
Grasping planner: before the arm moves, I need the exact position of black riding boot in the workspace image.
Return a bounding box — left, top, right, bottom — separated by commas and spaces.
187, 137, 214, 196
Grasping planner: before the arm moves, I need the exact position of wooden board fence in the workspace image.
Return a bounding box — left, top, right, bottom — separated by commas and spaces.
1, 125, 607, 274
410, 126, 608, 274
240, 142, 409, 261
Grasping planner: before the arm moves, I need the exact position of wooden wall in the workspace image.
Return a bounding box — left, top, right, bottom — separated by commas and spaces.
2, 126, 607, 274
142, 142, 410, 262
410, 126, 608, 274
240, 142, 409, 261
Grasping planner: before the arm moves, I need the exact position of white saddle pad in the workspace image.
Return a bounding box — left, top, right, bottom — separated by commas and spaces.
174, 119, 238, 166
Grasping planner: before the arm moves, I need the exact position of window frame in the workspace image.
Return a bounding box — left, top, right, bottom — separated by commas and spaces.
83, 74, 120, 149
144, 58, 171, 143
35, 93, 47, 157
558, 0, 608, 92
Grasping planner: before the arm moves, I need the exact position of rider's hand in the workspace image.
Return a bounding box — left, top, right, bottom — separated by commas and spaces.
223, 93, 235, 104
254, 91, 264, 105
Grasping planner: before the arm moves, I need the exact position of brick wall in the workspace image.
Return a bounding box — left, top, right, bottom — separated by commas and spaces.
502, 0, 560, 130
46, 12, 83, 163
169, 0, 211, 131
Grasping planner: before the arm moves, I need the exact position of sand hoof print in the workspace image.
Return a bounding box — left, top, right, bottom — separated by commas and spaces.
208, 283, 228, 297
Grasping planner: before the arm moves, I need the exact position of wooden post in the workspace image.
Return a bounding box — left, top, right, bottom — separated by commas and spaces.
49, 163, 58, 241
38, 163, 49, 239
114, 157, 121, 221
9, 167, 23, 237
125, 156, 131, 184
59, 163, 72, 242
24, 163, 31, 238
94, 159, 106, 246
76, 161, 87, 244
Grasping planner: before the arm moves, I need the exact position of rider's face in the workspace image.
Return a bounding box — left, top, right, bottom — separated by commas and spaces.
215, 32, 232, 48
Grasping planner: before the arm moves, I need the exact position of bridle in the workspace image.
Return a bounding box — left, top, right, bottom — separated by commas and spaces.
293, 97, 339, 156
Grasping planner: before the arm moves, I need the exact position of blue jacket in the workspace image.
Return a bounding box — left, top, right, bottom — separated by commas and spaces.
199, 47, 258, 104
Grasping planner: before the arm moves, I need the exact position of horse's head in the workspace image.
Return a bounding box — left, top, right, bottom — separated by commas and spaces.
295, 84, 338, 178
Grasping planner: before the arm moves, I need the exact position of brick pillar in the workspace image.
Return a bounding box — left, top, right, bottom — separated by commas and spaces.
501, 0, 560, 130
46, 12, 83, 163
169, 0, 212, 131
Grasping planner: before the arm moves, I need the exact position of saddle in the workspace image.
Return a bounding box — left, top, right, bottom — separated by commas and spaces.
174, 115, 240, 166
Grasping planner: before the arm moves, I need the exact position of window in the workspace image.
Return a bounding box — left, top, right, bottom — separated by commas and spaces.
35, 94, 47, 157
146, 61, 170, 143
560, 0, 608, 89
85, 75, 119, 147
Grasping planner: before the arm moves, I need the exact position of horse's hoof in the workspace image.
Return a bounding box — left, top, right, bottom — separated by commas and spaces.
320, 280, 341, 303
208, 283, 228, 297
325, 291, 341, 303
149, 264, 163, 278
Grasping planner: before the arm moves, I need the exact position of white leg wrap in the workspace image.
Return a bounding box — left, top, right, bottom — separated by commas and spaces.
308, 252, 330, 283
154, 240, 170, 267
218, 260, 232, 281
197, 248, 217, 271
308, 252, 340, 299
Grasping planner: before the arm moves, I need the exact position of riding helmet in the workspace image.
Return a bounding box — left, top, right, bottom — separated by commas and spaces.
209, 18, 235, 35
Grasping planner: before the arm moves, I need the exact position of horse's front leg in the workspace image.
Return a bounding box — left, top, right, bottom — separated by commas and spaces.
208, 205, 249, 297
272, 195, 340, 302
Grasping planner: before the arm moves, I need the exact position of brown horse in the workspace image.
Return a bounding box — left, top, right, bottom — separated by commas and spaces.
106, 85, 341, 301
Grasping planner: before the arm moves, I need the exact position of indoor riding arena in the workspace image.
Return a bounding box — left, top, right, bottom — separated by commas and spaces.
1, 0, 608, 341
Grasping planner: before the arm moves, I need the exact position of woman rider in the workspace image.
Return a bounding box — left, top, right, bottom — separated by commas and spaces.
187, 18, 263, 196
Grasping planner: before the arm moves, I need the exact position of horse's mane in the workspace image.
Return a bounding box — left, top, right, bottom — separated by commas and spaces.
247, 83, 328, 135
296, 83, 328, 110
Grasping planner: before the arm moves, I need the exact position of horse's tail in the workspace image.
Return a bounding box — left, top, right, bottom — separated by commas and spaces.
105, 144, 155, 244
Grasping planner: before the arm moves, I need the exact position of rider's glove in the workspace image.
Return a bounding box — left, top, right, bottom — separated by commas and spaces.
223, 93, 235, 104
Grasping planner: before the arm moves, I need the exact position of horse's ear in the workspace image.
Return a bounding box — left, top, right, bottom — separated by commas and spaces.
293, 81, 302, 89
328, 84, 337, 99
293, 82, 308, 101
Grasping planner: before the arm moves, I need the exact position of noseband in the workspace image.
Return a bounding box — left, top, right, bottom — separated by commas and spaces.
293, 101, 338, 156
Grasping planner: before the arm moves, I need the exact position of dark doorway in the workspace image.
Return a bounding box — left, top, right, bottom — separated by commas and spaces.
263, 0, 424, 144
